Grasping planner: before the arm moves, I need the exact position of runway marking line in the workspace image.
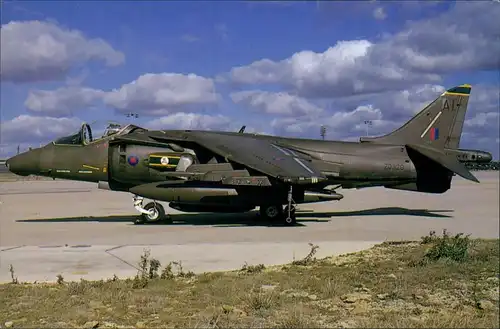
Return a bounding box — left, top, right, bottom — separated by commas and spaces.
0, 246, 25, 252
105, 245, 141, 271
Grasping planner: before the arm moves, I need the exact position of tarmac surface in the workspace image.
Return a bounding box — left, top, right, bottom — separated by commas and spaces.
0, 171, 498, 283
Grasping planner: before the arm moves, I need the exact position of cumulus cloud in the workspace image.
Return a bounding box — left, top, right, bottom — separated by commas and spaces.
230, 90, 323, 116
1, 20, 125, 83
226, 39, 441, 98
25, 87, 105, 117
325, 84, 446, 123
461, 84, 500, 146
223, 2, 499, 98
24, 73, 220, 117
465, 112, 499, 128
266, 81, 498, 141
467, 84, 499, 114
270, 104, 392, 139
0, 115, 81, 144
104, 73, 219, 115
146, 112, 231, 131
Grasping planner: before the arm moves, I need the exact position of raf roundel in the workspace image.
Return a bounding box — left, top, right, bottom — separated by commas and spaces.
127, 155, 139, 166
160, 156, 170, 165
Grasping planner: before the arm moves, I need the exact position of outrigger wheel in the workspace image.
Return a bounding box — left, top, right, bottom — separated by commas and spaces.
259, 204, 297, 226
260, 204, 283, 221
134, 202, 172, 224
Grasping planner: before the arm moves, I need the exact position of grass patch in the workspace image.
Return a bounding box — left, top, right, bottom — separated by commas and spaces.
1, 232, 498, 328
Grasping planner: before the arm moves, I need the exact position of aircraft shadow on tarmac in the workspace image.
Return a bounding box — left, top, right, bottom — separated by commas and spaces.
16, 207, 453, 227
296, 207, 454, 219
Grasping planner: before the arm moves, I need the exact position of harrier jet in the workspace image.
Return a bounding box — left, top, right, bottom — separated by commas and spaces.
5, 84, 492, 225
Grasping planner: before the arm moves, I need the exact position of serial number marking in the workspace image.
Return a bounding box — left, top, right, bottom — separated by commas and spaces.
384, 163, 405, 171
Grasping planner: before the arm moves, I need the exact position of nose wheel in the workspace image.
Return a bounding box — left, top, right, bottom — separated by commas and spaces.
133, 196, 172, 225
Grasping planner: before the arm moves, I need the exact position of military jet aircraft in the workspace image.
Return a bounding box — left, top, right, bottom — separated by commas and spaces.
5, 84, 493, 225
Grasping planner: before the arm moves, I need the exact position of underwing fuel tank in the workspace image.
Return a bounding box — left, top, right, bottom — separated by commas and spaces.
129, 181, 240, 203
129, 180, 344, 208
152, 192, 343, 214
303, 191, 344, 203
169, 202, 254, 213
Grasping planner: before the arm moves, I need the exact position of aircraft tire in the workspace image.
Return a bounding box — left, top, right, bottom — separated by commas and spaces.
260, 204, 283, 222
141, 202, 166, 223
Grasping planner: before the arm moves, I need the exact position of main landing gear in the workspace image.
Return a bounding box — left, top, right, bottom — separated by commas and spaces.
259, 185, 297, 226
132, 195, 172, 225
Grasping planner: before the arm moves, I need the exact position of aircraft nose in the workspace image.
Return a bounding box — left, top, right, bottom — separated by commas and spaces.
6, 149, 41, 176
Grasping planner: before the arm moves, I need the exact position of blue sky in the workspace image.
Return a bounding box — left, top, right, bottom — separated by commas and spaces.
1, 0, 499, 159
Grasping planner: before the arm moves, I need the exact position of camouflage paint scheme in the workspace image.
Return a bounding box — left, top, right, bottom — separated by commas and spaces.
5, 84, 493, 225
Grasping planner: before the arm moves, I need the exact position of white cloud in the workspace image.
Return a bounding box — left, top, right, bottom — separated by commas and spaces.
270, 104, 390, 139
223, 2, 499, 98
0, 115, 81, 144
465, 112, 500, 128
226, 39, 441, 98
25, 73, 220, 117
267, 81, 499, 154
25, 87, 105, 117
103, 73, 219, 115
1, 20, 125, 83
462, 84, 500, 149
373, 7, 387, 20
230, 90, 323, 116
468, 84, 499, 114
329, 84, 446, 121
146, 113, 231, 131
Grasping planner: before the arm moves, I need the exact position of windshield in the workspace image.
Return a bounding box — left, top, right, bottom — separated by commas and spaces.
102, 123, 123, 138
53, 131, 83, 145
52, 123, 147, 145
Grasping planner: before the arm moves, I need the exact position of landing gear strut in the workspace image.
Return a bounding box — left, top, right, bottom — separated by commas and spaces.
259, 185, 297, 226
284, 184, 297, 226
133, 195, 172, 224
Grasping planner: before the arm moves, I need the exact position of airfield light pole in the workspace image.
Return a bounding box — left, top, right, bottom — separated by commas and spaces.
364, 120, 372, 136
320, 125, 327, 140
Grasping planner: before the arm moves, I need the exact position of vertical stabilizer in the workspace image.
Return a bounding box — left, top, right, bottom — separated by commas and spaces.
361, 84, 471, 149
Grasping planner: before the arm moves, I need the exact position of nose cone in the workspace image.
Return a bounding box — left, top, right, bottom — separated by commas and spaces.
482, 152, 493, 163
6, 149, 41, 176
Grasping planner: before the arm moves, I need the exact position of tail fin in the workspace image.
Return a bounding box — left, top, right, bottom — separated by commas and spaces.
361, 84, 471, 149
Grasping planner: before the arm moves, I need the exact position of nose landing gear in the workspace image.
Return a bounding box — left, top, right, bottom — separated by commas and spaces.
133, 195, 172, 224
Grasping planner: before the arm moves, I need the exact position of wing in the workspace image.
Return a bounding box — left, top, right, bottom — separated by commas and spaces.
189, 132, 326, 185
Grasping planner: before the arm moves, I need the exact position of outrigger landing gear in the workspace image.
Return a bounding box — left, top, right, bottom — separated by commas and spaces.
132, 195, 172, 224
258, 185, 297, 226
284, 184, 297, 226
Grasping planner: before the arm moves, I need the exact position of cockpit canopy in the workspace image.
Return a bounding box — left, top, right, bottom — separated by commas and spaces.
52, 122, 147, 146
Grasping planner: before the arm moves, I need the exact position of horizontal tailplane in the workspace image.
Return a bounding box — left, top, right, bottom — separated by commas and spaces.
406, 144, 479, 183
